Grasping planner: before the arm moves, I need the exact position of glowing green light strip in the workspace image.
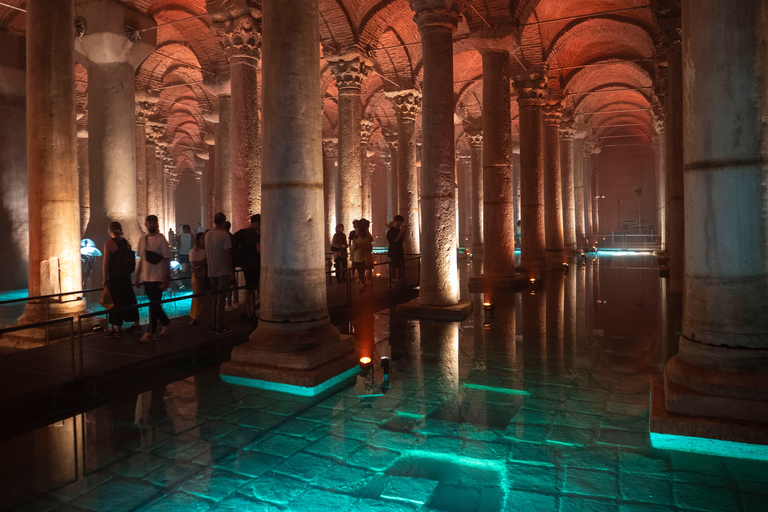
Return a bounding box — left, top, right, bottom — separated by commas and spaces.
596, 250, 654, 256
221, 366, 359, 397
463, 383, 531, 396
650, 431, 768, 461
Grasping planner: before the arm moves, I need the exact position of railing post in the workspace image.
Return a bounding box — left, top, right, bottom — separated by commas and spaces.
44, 296, 50, 345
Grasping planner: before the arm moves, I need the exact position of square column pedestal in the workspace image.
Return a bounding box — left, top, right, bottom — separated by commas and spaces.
650, 379, 768, 461
220, 323, 358, 396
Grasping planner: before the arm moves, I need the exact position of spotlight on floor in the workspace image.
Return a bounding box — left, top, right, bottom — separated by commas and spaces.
380, 356, 390, 382
359, 356, 372, 372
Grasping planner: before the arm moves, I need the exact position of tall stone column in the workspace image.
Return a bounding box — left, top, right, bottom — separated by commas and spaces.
75, 2, 156, 249
652, 103, 667, 251
77, 133, 90, 236
385, 90, 422, 254
464, 129, 483, 255
560, 115, 577, 253
360, 119, 374, 221
655, 0, 768, 431
583, 140, 595, 237
481, 50, 515, 278
204, 145, 216, 228
410, 0, 464, 307
385, 134, 399, 219
16, 0, 88, 335
457, 154, 471, 240
135, 98, 156, 225
512, 151, 521, 229
328, 54, 370, 233
591, 143, 602, 235
212, 9, 261, 230
223, 0, 355, 388
146, 123, 163, 219
514, 71, 547, 275
573, 136, 588, 248
322, 139, 337, 247
215, 94, 232, 217
542, 100, 564, 262
660, 19, 684, 295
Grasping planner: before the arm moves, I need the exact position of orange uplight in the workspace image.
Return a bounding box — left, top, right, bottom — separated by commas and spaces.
375, 273, 381, 277
529, 278, 536, 284
359, 357, 372, 364
483, 302, 491, 307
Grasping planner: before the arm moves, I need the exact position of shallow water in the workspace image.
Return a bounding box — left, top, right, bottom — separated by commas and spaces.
3, 255, 767, 512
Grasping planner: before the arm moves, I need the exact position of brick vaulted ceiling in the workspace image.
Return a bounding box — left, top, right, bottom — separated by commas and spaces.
1, 0, 671, 169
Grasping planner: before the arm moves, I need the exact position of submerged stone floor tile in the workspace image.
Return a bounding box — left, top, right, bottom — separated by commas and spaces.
211, 495, 282, 512
138, 491, 212, 512
287, 487, 360, 511
619, 472, 673, 505
215, 449, 282, 478
502, 490, 558, 512
563, 467, 619, 498
673, 482, 739, 511
238, 471, 310, 505
272, 451, 337, 481
176, 468, 249, 502
69, 478, 162, 511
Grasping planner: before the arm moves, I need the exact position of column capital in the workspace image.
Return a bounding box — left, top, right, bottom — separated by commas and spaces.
385, 89, 422, 121
384, 131, 399, 151
541, 99, 563, 126
360, 118, 374, 145
207, 0, 261, 61
583, 139, 602, 155
464, 130, 483, 148
322, 138, 337, 157
456, 153, 471, 163
135, 96, 159, 124
326, 53, 372, 92
513, 70, 548, 107
409, 0, 464, 30
652, 98, 665, 134
146, 122, 165, 144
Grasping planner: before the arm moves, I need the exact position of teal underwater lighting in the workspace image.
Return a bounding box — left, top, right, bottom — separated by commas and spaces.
596, 250, 654, 256
221, 366, 359, 397
650, 431, 768, 461
463, 383, 531, 396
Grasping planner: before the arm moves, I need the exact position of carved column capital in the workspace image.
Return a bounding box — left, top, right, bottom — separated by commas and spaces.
208, 0, 262, 61
385, 89, 422, 121
385, 132, 399, 152
559, 110, 575, 139
322, 138, 337, 157
135, 98, 158, 124
409, 0, 464, 30
327, 54, 372, 92
360, 118, 374, 145
513, 70, 548, 107
652, 98, 665, 134
464, 130, 483, 148
146, 122, 165, 144
542, 99, 563, 126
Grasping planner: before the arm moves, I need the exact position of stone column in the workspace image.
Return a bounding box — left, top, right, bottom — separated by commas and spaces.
573, 136, 588, 248
204, 145, 216, 228
560, 115, 577, 253
513, 71, 547, 275
542, 100, 564, 263
209, 2, 262, 230
75, 2, 156, 249
591, 143, 602, 236
146, 124, 163, 219
135, 98, 156, 225
385, 90, 422, 254
661, 19, 684, 295
77, 134, 90, 236
464, 130, 483, 255
386, 134, 399, 219
17, 0, 88, 334
215, 94, 232, 217
411, 0, 463, 307
360, 118, 374, 221
223, 0, 355, 388
652, 104, 667, 251
322, 139, 337, 247
457, 154, 471, 240
583, 140, 595, 237
328, 54, 370, 233
512, 151, 521, 229
656, 0, 768, 429
481, 50, 515, 278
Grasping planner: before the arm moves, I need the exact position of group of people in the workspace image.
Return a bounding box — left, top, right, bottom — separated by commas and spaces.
101, 212, 261, 342
330, 215, 406, 293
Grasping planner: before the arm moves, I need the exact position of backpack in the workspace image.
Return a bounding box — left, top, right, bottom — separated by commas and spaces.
114, 242, 136, 276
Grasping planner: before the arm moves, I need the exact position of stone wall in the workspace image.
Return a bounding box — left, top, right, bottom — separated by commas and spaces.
0, 32, 29, 291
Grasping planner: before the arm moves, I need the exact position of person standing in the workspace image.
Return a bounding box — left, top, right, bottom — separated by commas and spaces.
234, 214, 261, 322
331, 223, 348, 283
387, 215, 406, 286
135, 215, 171, 342
102, 221, 140, 337
206, 212, 233, 334
178, 224, 194, 276
224, 220, 240, 311
352, 218, 374, 293
188, 232, 207, 326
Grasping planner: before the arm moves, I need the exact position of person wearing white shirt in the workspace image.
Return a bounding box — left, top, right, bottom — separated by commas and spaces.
205, 212, 233, 333
135, 215, 172, 342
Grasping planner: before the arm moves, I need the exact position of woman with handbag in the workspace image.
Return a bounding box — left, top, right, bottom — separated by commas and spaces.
102, 221, 140, 338
188, 232, 208, 326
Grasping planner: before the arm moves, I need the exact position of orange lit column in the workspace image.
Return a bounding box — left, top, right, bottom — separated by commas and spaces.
328, 54, 370, 234
583, 139, 595, 237
411, 0, 463, 307
360, 119, 374, 221
514, 71, 547, 275
322, 138, 337, 248
386, 134, 398, 219
214, 94, 232, 217
652, 103, 666, 251
542, 100, 564, 263
222, 0, 355, 388
17, 0, 88, 335
464, 130, 483, 255
386, 90, 422, 254
481, 50, 516, 278
560, 115, 577, 253
591, 143, 602, 236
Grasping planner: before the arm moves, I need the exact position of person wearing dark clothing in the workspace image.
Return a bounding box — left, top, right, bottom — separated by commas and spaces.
331, 223, 348, 283
387, 215, 406, 286
348, 219, 360, 246
102, 221, 140, 337
234, 214, 261, 321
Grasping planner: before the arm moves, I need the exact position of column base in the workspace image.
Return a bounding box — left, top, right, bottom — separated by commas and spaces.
650, 379, 768, 460
221, 325, 358, 391
396, 299, 473, 321
467, 274, 530, 294
1, 298, 99, 350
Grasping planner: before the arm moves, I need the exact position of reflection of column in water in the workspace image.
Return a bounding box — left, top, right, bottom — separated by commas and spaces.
659, 275, 669, 369
471, 292, 486, 370
404, 320, 424, 406
564, 266, 577, 366
459, 319, 474, 380
546, 270, 565, 368
522, 287, 546, 369
576, 260, 586, 365
356, 314, 376, 364
592, 257, 601, 334
435, 321, 460, 405
492, 295, 517, 372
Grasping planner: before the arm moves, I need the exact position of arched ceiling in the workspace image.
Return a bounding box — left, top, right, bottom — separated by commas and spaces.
0, 0, 673, 170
